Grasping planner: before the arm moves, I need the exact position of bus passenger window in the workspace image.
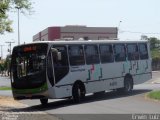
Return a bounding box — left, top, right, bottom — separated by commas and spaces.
139, 43, 148, 60
127, 44, 139, 61
69, 45, 85, 66
99, 44, 114, 63
114, 44, 126, 62
85, 45, 100, 64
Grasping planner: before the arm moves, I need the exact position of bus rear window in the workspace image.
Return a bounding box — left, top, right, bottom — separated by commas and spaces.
127, 44, 139, 60
139, 43, 148, 60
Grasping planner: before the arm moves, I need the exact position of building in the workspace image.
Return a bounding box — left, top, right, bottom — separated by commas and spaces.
33, 25, 118, 41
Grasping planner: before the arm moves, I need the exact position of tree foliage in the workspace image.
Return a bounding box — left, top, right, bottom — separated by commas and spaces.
0, 0, 33, 34
148, 37, 160, 50
148, 37, 160, 59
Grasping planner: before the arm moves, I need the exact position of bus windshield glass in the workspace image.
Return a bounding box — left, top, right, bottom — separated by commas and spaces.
11, 44, 48, 79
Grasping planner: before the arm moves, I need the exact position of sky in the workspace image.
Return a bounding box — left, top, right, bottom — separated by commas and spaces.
1, 0, 160, 58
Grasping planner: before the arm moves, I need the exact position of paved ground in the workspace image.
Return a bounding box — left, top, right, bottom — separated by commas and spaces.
0, 71, 160, 120
0, 76, 59, 120
0, 105, 59, 120
20, 71, 160, 120
0, 76, 12, 97
150, 71, 160, 84
0, 96, 59, 120
20, 83, 160, 114
0, 76, 11, 87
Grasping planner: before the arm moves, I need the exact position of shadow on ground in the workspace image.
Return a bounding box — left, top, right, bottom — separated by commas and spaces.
2, 89, 152, 113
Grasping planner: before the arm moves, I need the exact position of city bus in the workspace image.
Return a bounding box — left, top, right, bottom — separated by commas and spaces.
10, 40, 152, 105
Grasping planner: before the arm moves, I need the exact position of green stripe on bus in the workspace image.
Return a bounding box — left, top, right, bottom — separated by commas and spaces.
12, 83, 48, 94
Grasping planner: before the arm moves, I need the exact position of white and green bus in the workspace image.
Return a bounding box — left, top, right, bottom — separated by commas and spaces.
10, 40, 152, 105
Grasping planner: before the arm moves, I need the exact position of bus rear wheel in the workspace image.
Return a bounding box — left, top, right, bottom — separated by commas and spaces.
117, 76, 133, 94
40, 98, 48, 105
72, 83, 85, 103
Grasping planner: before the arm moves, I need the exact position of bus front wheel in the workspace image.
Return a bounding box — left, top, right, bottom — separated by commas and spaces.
40, 98, 48, 105
72, 83, 85, 103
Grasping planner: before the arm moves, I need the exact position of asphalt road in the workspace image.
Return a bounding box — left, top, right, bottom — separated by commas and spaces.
0, 76, 11, 87
20, 72, 160, 117
0, 72, 160, 120
0, 76, 12, 96
20, 83, 160, 113
19, 82, 160, 120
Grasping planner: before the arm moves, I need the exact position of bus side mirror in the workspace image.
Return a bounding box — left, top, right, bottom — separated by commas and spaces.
57, 52, 62, 60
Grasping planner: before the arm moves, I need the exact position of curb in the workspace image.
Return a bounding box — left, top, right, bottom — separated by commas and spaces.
152, 71, 160, 72
151, 82, 160, 84
151, 80, 160, 84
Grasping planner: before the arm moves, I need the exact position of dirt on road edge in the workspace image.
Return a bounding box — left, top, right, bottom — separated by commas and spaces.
0, 96, 60, 120
0, 96, 27, 108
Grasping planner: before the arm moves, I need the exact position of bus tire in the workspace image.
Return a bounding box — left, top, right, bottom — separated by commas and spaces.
40, 98, 48, 105
72, 82, 85, 103
117, 76, 133, 94
124, 77, 133, 92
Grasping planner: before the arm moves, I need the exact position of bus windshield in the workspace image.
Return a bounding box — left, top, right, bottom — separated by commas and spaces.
11, 43, 48, 89
15, 52, 46, 77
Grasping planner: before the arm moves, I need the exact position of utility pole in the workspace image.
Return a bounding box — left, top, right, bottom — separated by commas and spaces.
0, 45, 4, 60
5, 41, 15, 55
15, 6, 22, 45
118, 21, 122, 39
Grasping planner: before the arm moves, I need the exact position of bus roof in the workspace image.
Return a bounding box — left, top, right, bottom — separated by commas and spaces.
15, 39, 149, 47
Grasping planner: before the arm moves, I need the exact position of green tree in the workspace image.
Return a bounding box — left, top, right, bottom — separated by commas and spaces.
148, 37, 160, 50
0, 0, 33, 34
147, 37, 160, 70
148, 37, 160, 60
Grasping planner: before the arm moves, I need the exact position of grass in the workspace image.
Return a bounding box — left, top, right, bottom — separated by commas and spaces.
147, 91, 160, 101
0, 86, 11, 90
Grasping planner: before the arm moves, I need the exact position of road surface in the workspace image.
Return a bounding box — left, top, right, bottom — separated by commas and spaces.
0, 76, 11, 87
0, 72, 160, 120
0, 76, 12, 96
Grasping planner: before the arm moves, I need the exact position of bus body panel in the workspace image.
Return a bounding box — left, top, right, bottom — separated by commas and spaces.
48, 86, 72, 99
133, 73, 151, 85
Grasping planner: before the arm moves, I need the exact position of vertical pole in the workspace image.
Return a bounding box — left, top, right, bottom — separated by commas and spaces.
118, 21, 122, 39
18, 8, 20, 45
9, 43, 11, 55
1, 45, 2, 59
0, 45, 4, 59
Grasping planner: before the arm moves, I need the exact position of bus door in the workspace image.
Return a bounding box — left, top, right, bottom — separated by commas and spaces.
47, 48, 55, 87
51, 46, 69, 85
